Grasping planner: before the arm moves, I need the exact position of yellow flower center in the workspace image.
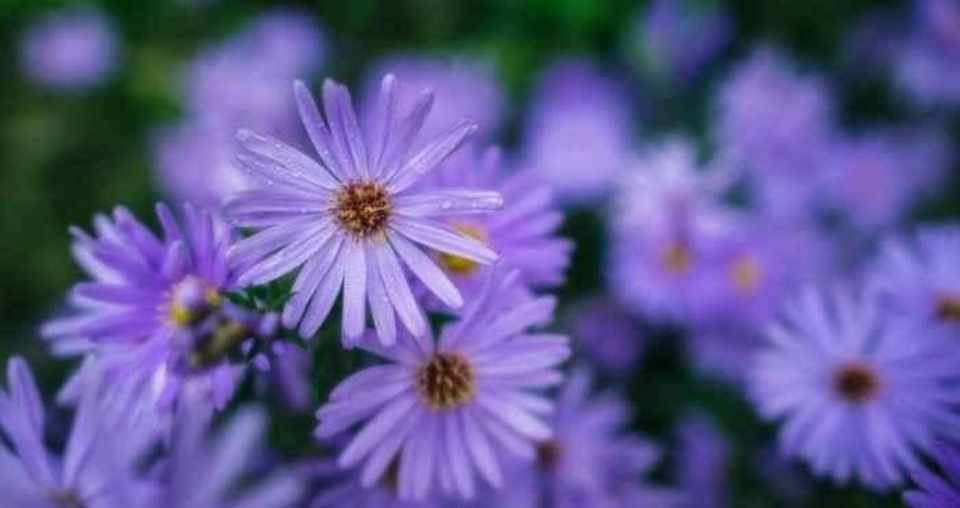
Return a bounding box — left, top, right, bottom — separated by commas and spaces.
416, 353, 475, 410
729, 255, 763, 294
335, 181, 391, 237
438, 224, 488, 275
935, 294, 960, 323
833, 362, 880, 404
660, 243, 692, 274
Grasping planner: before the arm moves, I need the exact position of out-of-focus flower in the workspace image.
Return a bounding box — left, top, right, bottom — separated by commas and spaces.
19, 8, 119, 90
895, 0, 960, 107
904, 442, 960, 507
224, 76, 501, 344
314, 270, 569, 501
0, 357, 157, 507
750, 286, 960, 490
147, 403, 302, 508
42, 204, 275, 411
713, 47, 835, 217
153, 9, 324, 207
675, 411, 731, 508
523, 59, 634, 205
419, 146, 572, 305
568, 298, 644, 373
302, 456, 442, 508
363, 55, 504, 141
871, 226, 960, 327
823, 127, 950, 229
631, 0, 733, 82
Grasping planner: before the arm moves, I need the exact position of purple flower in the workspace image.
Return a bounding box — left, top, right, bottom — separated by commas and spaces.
313, 269, 570, 500
713, 47, 835, 218
894, 0, 960, 107
750, 286, 960, 489
418, 147, 572, 305
568, 298, 645, 373
675, 412, 731, 508
632, 0, 733, 82
148, 403, 302, 507
363, 55, 504, 141
823, 127, 950, 229
904, 443, 960, 508
302, 456, 441, 508
223, 76, 502, 344
522, 59, 634, 205
42, 204, 272, 411
19, 8, 119, 90
0, 357, 157, 507
871, 226, 960, 327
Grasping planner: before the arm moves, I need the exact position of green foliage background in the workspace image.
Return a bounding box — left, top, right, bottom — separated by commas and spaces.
0, 1, 949, 506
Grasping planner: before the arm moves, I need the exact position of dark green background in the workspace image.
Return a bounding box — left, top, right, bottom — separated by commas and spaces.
0, 1, 941, 506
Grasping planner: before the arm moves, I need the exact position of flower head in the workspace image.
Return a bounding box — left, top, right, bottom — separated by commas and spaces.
675, 412, 731, 508
632, 0, 733, 82
19, 7, 119, 90
750, 286, 960, 489
224, 76, 503, 344
314, 269, 569, 500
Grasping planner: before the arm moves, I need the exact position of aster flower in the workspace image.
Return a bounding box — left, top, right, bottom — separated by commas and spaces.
313, 269, 570, 500
42, 204, 274, 410
871, 226, 960, 328
750, 286, 960, 489
894, 0, 960, 107
568, 298, 645, 374
522, 59, 634, 205
631, 0, 733, 82
224, 76, 502, 344
0, 357, 157, 507
904, 442, 960, 508
147, 403, 302, 508
19, 7, 119, 90
675, 412, 731, 508
419, 146, 572, 304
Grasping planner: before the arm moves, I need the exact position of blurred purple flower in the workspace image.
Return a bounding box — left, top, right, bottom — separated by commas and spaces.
568, 298, 644, 373
364, 55, 505, 141
41, 204, 276, 411
823, 127, 950, 229
523, 59, 634, 205
19, 8, 119, 90
713, 47, 835, 218
223, 76, 501, 344
633, 0, 733, 82
148, 403, 302, 507
0, 357, 157, 507
302, 456, 442, 507
871, 225, 960, 327
313, 270, 569, 501
904, 443, 960, 507
750, 286, 960, 490
418, 146, 572, 306
895, 0, 960, 107
675, 411, 731, 508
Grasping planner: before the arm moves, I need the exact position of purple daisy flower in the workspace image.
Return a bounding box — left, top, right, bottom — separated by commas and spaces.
0, 357, 157, 507
42, 204, 275, 410
904, 442, 960, 507
223, 76, 502, 344
567, 298, 645, 374
522, 59, 634, 205
871, 225, 960, 328
19, 8, 119, 91
632, 0, 733, 82
363, 55, 504, 141
313, 269, 570, 500
147, 403, 302, 508
675, 411, 731, 508
750, 286, 960, 489
417, 146, 572, 305
895, 0, 960, 107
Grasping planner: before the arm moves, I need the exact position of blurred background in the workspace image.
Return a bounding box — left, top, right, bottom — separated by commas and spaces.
1, 1, 957, 506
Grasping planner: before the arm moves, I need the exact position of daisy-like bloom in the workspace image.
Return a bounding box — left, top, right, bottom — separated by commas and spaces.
522, 59, 634, 205
313, 269, 570, 500
19, 7, 119, 91
631, 0, 733, 83
675, 411, 731, 508
480, 369, 681, 508
363, 55, 504, 142
418, 147, 572, 304
871, 226, 960, 328
713, 47, 835, 217
224, 76, 502, 344
568, 298, 645, 374
750, 286, 960, 489
895, 0, 960, 107
904, 442, 960, 507
146, 403, 302, 508
42, 204, 276, 410
0, 357, 157, 507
